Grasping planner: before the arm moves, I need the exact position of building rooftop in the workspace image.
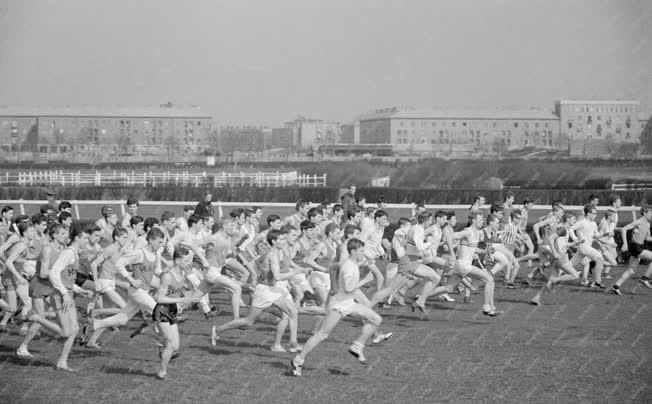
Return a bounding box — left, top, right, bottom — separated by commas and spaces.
0, 105, 211, 118
361, 108, 559, 121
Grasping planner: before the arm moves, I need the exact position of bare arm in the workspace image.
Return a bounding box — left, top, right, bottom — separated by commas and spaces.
270, 251, 295, 281
305, 243, 328, 273
5, 242, 27, 284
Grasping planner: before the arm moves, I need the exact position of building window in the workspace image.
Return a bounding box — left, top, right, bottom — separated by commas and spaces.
514, 122, 518, 128
462, 122, 467, 127
568, 121, 573, 129
452, 122, 456, 127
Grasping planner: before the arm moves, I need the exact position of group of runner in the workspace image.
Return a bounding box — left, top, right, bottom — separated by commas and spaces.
0, 190, 650, 378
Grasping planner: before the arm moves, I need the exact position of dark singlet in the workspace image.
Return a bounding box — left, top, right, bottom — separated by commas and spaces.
292, 238, 314, 268
258, 251, 278, 287
314, 240, 335, 268
129, 248, 158, 290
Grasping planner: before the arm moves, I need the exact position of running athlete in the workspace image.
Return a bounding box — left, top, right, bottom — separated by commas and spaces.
529, 204, 564, 285
211, 229, 303, 353
291, 238, 382, 376
530, 212, 584, 305
427, 212, 503, 316
248, 214, 282, 259
569, 204, 607, 288
284, 200, 310, 229
17, 224, 68, 357
305, 223, 342, 305
121, 197, 139, 228
90, 226, 131, 312
153, 246, 196, 379
27, 225, 94, 371
95, 206, 118, 248
0, 222, 38, 328
611, 206, 652, 295
176, 206, 194, 233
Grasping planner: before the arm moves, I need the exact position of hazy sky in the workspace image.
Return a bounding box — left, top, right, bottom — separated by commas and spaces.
0, 0, 650, 126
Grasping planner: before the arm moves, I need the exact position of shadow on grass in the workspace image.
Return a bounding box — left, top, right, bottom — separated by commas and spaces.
211, 339, 269, 350
101, 364, 152, 377
0, 354, 53, 368
495, 298, 530, 304
190, 344, 238, 356
328, 367, 350, 376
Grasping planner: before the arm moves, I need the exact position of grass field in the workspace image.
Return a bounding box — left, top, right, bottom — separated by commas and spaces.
1, 267, 651, 404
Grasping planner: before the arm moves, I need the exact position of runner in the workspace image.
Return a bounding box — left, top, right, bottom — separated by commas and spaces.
153, 246, 196, 379
121, 197, 139, 228
290, 238, 382, 376
611, 206, 652, 295
426, 212, 503, 316
26, 225, 95, 371
210, 229, 303, 353
569, 204, 607, 288
16, 224, 68, 356
530, 212, 584, 305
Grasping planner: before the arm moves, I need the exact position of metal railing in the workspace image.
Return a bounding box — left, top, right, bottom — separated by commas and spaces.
0, 199, 641, 223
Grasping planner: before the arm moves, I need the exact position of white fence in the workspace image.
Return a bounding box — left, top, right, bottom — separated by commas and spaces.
0, 199, 641, 223
0, 170, 327, 188
611, 182, 652, 191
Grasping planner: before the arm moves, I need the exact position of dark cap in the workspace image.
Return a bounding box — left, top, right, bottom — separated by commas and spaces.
46, 191, 55, 197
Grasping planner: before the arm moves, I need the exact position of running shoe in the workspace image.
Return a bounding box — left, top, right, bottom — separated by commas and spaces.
204, 306, 223, 320
439, 293, 455, 302
288, 344, 303, 353
482, 310, 504, 316
372, 332, 393, 344
347, 344, 368, 365
639, 279, 652, 289
271, 345, 287, 353
290, 357, 303, 376
16, 348, 33, 358
610, 285, 622, 296
411, 301, 430, 315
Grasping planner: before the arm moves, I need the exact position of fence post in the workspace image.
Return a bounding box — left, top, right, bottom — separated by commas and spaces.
215, 202, 223, 219
74, 204, 80, 220
120, 203, 126, 218
19, 201, 25, 215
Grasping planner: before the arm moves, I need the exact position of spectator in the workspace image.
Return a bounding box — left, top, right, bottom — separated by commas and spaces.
340, 184, 356, 215
46, 191, 59, 213
195, 191, 214, 218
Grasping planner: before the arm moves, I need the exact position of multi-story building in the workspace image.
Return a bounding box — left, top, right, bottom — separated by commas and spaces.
555, 100, 641, 156
359, 107, 560, 154
299, 122, 341, 150
280, 116, 341, 150
217, 126, 269, 153
340, 122, 359, 144
271, 127, 294, 149
556, 100, 640, 142
0, 104, 212, 160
